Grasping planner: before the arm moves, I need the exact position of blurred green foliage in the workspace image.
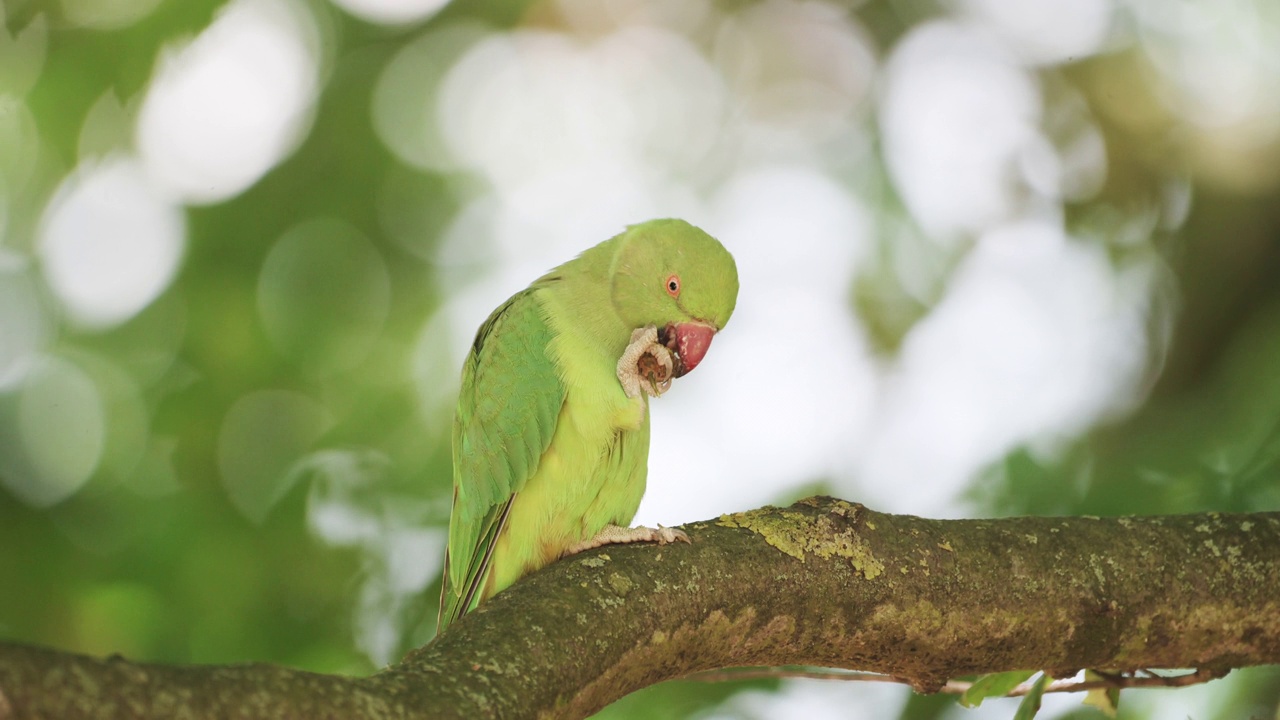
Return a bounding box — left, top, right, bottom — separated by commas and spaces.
3, 0, 1280, 718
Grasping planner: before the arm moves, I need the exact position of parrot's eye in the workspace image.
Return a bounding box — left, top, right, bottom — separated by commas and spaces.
665, 274, 680, 297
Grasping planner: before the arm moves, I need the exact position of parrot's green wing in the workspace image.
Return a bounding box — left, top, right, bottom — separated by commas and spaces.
439, 286, 565, 631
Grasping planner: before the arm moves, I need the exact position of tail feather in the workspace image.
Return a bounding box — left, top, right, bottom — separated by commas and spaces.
437, 495, 516, 633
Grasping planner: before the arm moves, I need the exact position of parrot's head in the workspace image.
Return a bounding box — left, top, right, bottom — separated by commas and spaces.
610, 219, 739, 377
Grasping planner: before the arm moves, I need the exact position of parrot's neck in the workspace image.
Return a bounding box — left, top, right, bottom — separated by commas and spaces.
537, 242, 632, 361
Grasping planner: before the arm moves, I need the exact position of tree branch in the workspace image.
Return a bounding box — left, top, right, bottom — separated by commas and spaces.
2, 498, 1278, 719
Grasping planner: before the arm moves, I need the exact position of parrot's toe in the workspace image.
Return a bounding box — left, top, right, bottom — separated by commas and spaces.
654, 525, 691, 545
629, 325, 658, 345
564, 523, 693, 557
618, 325, 678, 399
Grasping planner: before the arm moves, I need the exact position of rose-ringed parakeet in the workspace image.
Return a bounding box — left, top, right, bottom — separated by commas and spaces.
438, 219, 739, 632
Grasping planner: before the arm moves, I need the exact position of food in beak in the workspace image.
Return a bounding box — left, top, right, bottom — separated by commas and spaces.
659, 322, 717, 378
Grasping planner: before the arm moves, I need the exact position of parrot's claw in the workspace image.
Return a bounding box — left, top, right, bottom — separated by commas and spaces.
563, 523, 692, 557
653, 524, 691, 545
617, 325, 676, 399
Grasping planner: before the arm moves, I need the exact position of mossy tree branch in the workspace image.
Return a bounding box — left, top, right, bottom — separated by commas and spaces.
2, 497, 1278, 719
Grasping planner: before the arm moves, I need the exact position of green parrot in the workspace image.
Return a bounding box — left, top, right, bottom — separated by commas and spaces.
438, 218, 739, 632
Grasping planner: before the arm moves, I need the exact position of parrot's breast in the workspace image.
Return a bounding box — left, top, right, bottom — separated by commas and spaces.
484, 296, 651, 595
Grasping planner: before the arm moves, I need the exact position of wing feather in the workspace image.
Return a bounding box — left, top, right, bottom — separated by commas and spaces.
439, 288, 564, 630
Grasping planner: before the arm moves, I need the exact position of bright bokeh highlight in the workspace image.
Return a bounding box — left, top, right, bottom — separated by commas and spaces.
0, 356, 104, 507
59, 0, 165, 30
37, 157, 184, 330
0, 253, 49, 390
327, 0, 450, 26
258, 219, 391, 378
136, 0, 319, 204
217, 389, 333, 523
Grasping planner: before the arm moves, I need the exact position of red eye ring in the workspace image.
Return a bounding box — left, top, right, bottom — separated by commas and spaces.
665, 274, 680, 297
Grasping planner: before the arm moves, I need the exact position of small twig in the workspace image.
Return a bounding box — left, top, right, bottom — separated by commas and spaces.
993, 667, 1226, 697
689, 667, 909, 685
689, 666, 1228, 698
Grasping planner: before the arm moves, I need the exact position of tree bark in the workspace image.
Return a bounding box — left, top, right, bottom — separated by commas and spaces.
2, 497, 1278, 719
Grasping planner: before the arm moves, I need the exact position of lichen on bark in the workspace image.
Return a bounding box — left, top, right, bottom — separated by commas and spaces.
717, 500, 884, 579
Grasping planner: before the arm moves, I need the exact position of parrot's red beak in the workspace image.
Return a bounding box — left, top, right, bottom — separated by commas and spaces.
665, 322, 717, 378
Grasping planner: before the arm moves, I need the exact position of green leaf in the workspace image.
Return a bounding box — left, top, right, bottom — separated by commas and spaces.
1013, 673, 1049, 720
1081, 670, 1120, 717
959, 670, 1037, 708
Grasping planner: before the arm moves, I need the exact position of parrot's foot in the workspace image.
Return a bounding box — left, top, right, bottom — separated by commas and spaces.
563, 524, 691, 557
617, 326, 677, 399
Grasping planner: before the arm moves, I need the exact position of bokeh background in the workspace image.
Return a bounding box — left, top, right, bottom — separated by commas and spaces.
2, 0, 1280, 717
